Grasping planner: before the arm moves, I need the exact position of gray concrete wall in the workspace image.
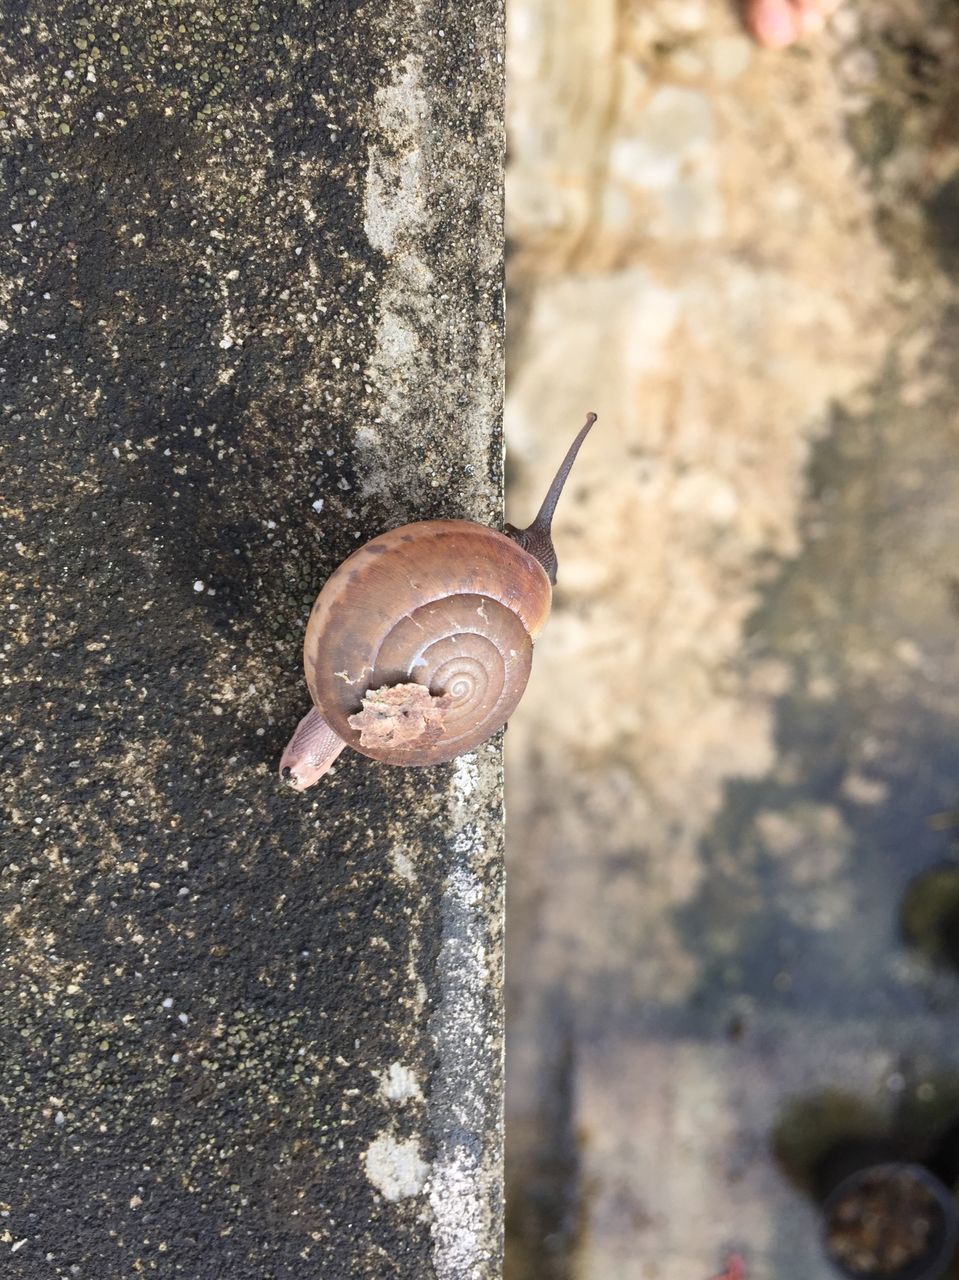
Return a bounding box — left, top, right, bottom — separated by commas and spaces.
0, 2, 504, 1277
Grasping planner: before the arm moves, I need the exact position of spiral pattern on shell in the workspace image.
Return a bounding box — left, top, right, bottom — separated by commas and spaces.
303, 520, 553, 766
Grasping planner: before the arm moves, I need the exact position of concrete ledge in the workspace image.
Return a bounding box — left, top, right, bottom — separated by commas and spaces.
1, 1, 504, 1276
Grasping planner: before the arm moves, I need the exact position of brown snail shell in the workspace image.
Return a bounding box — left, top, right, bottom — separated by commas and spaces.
304, 519, 552, 766
279, 413, 596, 788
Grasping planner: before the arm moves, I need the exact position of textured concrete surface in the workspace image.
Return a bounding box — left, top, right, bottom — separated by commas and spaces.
504, 0, 959, 1276
0, 2, 504, 1277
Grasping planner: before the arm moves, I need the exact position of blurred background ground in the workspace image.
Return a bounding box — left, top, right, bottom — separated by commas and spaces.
503, 0, 959, 1276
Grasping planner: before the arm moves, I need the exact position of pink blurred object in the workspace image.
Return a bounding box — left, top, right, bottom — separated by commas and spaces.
710, 1255, 746, 1280
744, 0, 840, 48
746, 0, 801, 47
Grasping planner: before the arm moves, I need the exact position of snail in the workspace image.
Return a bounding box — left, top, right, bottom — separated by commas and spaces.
278, 412, 597, 789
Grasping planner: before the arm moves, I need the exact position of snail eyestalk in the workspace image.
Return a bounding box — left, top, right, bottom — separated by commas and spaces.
505, 412, 597, 585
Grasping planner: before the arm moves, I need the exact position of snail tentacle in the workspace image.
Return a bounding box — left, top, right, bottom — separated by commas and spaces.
506, 411, 597, 585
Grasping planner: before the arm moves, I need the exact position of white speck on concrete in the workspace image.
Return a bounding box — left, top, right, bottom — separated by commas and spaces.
390, 845, 416, 882
363, 1131, 429, 1201
192, 580, 204, 593
311, 498, 324, 513
378, 1061, 423, 1103
450, 753, 479, 824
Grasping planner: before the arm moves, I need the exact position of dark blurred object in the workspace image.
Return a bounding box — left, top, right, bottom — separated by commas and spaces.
815, 1139, 911, 1203
818, 1154, 958, 1280
927, 1116, 959, 1196
900, 862, 959, 973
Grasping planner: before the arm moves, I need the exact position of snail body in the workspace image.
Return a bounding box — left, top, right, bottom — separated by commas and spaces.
280, 414, 596, 789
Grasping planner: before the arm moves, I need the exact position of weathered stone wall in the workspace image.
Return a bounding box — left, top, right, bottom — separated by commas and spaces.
504, 0, 959, 1276
1, 2, 503, 1277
